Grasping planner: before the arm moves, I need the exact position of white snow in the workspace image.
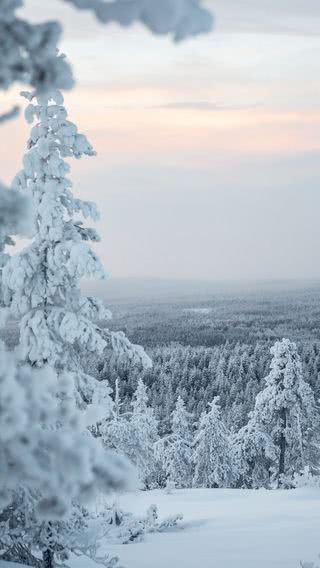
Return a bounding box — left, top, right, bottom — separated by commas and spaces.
75, 488, 320, 568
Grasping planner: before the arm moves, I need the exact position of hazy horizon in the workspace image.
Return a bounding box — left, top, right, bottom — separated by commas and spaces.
83, 274, 320, 303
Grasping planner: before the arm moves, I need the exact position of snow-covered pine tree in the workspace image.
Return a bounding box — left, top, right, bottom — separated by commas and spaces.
0, 343, 129, 519
130, 379, 159, 488
193, 397, 234, 488
3, 90, 150, 409
159, 396, 193, 488
100, 379, 133, 467
1, 90, 147, 568
0, 181, 133, 568
244, 338, 320, 487
102, 379, 159, 488
4, 89, 106, 376
232, 420, 276, 489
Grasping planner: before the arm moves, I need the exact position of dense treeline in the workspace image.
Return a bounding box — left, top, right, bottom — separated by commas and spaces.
97, 339, 320, 491
83, 288, 320, 437
90, 339, 320, 435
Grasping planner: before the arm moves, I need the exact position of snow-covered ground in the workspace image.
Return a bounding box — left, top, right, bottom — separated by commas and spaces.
97, 488, 320, 568
2, 488, 319, 568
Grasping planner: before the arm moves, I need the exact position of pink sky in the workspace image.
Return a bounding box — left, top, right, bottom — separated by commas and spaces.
2, 0, 320, 281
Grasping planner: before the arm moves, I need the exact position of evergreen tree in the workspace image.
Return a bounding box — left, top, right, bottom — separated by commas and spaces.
241, 339, 320, 487
0, 181, 131, 568
232, 420, 276, 489
164, 396, 193, 488
1, 90, 141, 568
193, 397, 233, 488
3, 90, 150, 406
3, 90, 106, 375
102, 378, 159, 488
130, 379, 159, 488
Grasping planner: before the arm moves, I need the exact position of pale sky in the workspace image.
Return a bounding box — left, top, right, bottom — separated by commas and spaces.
2, 0, 320, 281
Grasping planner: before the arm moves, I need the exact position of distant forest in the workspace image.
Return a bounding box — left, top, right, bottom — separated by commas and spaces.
85, 285, 320, 434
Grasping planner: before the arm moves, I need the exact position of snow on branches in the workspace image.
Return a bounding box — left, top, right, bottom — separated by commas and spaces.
235, 339, 320, 488
0, 0, 73, 98
3, 90, 151, 384
155, 396, 193, 488
63, 0, 213, 41
0, 182, 30, 277
193, 397, 234, 488
2, 90, 107, 375
0, 343, 133, 519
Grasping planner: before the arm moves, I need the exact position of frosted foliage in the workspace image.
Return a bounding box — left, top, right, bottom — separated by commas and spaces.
0, 184, 30, 237
193, 397, 234, 488
238, 339, 320, 485
0, 498, 124, 568
233, 421, 276, 489
0, 183, 31, 317
0, 183, 30, 277
0, 1, 73, 105
102, 379, 158, 488
157, 397, 193, 488
63, 0, 213, 41
3, 91, 151, 381
130, 380, 159, 487
0, 342, 132, 518
110, 331, 152, 370
3, 91, 107, 373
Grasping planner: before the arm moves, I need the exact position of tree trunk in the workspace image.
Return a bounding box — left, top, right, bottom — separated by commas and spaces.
42, 521, 54, 568
43, 548, 54, 568
278, 407, 287, 487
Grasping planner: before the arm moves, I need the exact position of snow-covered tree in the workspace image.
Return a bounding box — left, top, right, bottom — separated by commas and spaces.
156, 396, 193, 488
0, 497, 125, 568
0, 90, 148, 568
0, 0, 73, 120
193, 397, 234, 488
0, 181, 132, 516
100, 381, 133, 469
4, 90, 105, 375
3, 90, 150, 408
244, 339, 320, 487
0, 345, 134, 567
0, 173, 134, 568
102, 379, 159, 488
0, 343, 131, 517
130, 379, 159, 487
232, 420, 276, 489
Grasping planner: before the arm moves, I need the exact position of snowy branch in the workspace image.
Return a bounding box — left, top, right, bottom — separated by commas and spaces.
62, 0, 214, 41
0, 106, 19, 124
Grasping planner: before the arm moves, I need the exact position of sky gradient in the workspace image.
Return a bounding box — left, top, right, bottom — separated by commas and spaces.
2, 0, 320, 281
